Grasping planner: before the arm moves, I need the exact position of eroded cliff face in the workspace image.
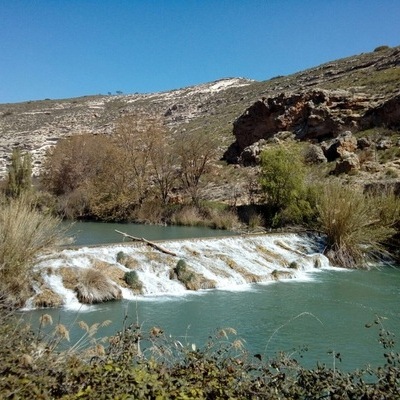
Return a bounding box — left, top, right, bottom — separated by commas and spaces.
223, 90, 400, 164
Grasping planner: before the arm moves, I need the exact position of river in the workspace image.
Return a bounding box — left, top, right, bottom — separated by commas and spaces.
24, 222, 400, 371
63, 221, 237, 246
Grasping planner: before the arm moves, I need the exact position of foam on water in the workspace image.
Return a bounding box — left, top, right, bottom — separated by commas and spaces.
30, 233, 331, 309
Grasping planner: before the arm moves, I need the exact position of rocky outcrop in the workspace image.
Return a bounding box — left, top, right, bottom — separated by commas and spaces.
321, 131, 358, 162
223, 89, 400, 164
333, 151, 360, 175
362, 94, 400, 130
223, 89, 368, 163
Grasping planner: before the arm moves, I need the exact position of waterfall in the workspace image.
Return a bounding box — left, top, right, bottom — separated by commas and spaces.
30, 233, 330, 309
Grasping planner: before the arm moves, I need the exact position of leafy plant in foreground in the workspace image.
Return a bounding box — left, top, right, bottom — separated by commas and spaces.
0, 308, 399, 399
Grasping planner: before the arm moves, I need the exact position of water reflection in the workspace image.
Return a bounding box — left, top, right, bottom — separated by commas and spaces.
64, 221, 236, 246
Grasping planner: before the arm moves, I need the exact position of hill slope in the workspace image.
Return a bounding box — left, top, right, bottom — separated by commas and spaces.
0, 45, 399, 179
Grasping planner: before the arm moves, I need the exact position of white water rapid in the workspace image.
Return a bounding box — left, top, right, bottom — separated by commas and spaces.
30, 233, 330, 310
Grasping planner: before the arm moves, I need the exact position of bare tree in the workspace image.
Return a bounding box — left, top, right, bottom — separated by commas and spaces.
115, 114, 178, 206
149, 136, 177, 205
174, 128, 219, 205
114, 115, 156, 205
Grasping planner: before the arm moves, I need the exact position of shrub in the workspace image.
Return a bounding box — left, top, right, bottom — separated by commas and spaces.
248, 210, 265, 230
75, 268, 122, 304
289, 261, 299, 269
259, 145, 316, 226
315, 181, 400, 268
116, 251, 126, 263
123, 271, 143, 293
204, 207, 239, 230
117, 252, 138, 269
172, 262, 215, 290
169, 205, 205, 226
4, 148, 32, 198
374, 45, 390, 52
0, 196, 66, 307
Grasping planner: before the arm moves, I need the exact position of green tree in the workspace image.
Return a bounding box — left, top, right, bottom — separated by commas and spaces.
259, 145, 314, 226
5, 148, 32, 198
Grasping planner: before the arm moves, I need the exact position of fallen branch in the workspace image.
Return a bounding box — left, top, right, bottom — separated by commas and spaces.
115, 230, 177, 257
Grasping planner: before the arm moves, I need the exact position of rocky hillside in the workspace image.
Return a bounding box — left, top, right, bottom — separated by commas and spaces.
0, 45, 399, 184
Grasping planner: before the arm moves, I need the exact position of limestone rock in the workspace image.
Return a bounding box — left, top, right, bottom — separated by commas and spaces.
357, 137, 373, 149
376, 138, 393, 150
362, 94, 400, 130
322, 131, 358, 161
304, 144, 327, 164
333, 151, 360, 175
224, 90, 369, 163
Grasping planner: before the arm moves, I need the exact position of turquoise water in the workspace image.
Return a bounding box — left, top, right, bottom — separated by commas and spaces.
25, 265, 400, 371
64, 221, 236, 246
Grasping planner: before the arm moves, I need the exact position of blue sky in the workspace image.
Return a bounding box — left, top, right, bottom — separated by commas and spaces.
1, 1, 399, 104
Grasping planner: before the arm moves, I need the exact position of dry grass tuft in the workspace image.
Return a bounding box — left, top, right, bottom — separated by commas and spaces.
170, 206, 205, 226
0, 195, 66, 307
33, 288, 63, 308
59, 267, 79, 290
206, 208, 239, 230
316, 181, 400, 268
75, 268, 122, 304
92, 259, 125, 285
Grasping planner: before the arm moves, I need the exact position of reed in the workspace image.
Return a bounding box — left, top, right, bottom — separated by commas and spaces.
316, 181, 400, 268
0, 195, 66, 307
75, 268, 122, 304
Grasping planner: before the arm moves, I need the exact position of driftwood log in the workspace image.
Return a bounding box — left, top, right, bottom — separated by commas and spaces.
115, 230, 177, 257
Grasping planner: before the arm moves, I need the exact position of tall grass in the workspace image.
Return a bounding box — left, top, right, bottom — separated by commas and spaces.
0, 195, 66, 307
316, 181, 400, 268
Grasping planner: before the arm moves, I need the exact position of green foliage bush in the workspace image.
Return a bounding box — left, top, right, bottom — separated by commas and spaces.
123, 270, 143, 293
172, 260, 215, 290
374, 45, 390, 52
259, 145, 316, 226
172, 259, 199, 289
174, 259, 188, 275
5, 148, 32, 198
